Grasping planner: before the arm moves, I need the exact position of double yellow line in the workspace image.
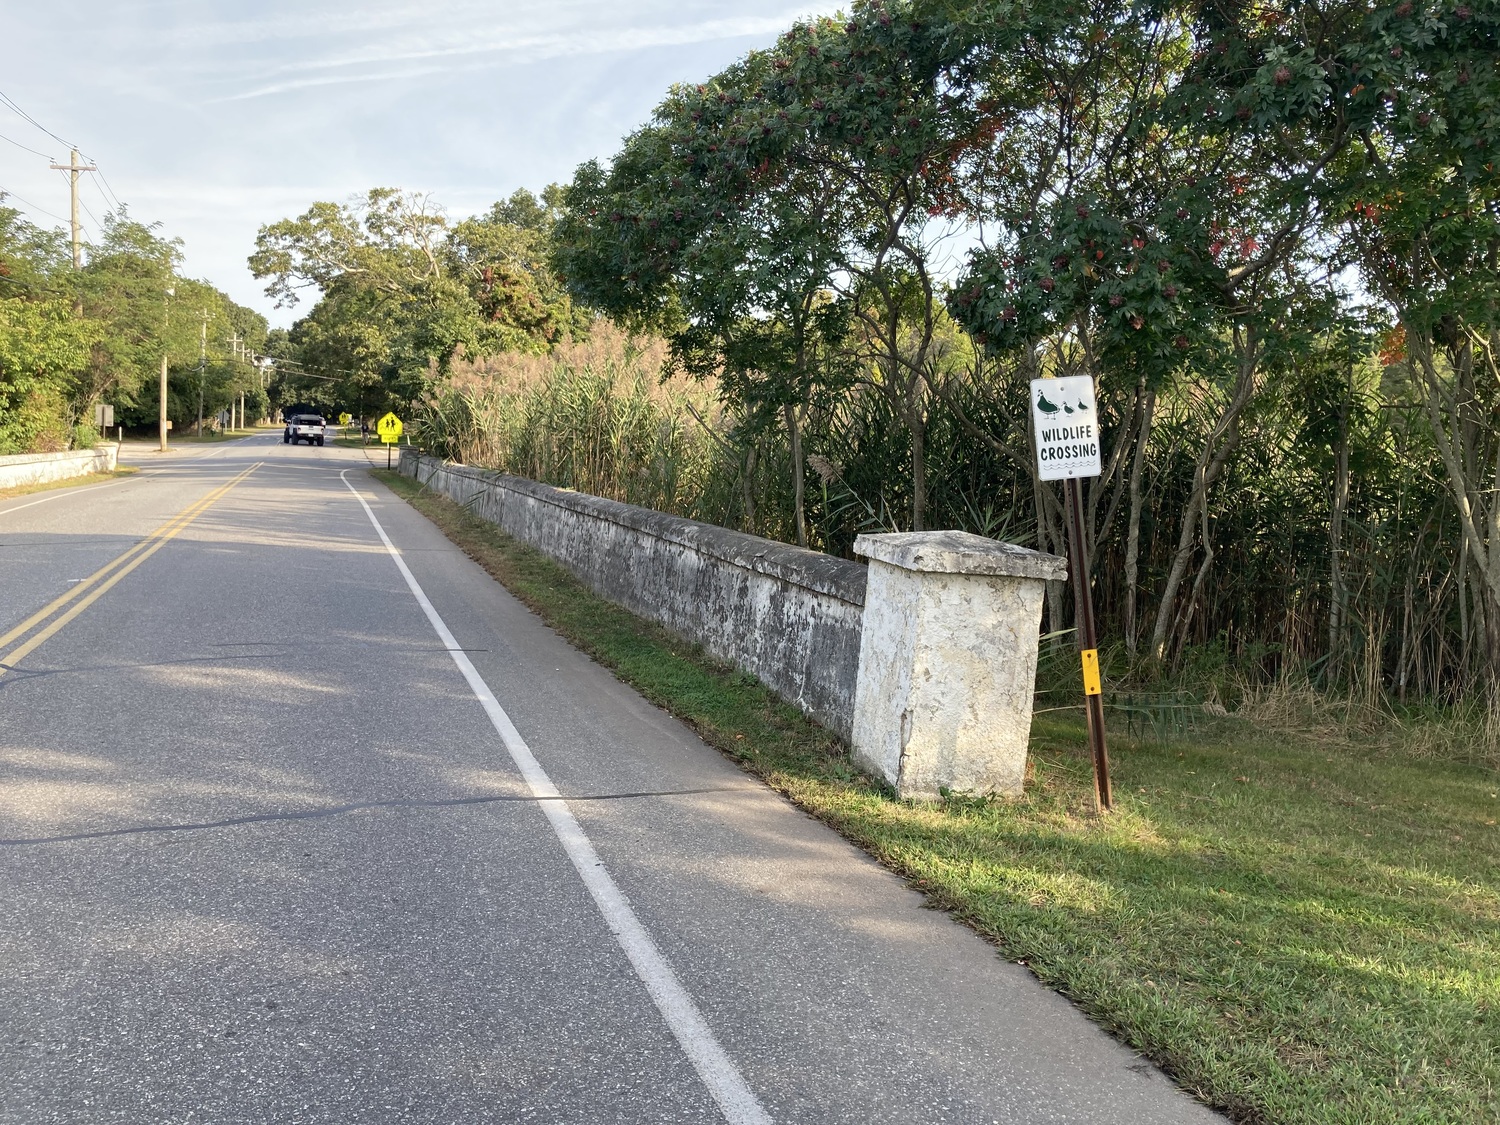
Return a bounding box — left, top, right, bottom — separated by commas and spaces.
0, 462, 261, 680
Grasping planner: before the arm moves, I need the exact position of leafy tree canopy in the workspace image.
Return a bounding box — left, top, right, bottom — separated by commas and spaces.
251, 187, 582, 412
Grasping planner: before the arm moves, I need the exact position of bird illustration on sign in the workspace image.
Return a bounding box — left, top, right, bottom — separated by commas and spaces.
1034, 389, 1091, 416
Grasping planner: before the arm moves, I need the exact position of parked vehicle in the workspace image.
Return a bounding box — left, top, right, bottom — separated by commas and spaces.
284, 415, 327, 446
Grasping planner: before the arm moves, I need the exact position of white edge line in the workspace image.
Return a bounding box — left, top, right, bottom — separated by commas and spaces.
0, 477, 131, 518
0, 432, 277, 517
338, 468, 773, 1125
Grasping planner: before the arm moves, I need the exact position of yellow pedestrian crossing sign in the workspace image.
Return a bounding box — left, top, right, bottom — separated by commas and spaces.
338, 412, 352, 426
376, 413, 403, 444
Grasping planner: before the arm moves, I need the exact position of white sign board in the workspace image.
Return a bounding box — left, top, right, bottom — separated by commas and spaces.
1031, 376, 1101, 481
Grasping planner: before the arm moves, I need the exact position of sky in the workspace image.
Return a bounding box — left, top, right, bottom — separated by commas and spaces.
0, 0, 823, 328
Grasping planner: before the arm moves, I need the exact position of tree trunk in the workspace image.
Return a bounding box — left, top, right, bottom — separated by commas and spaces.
741, 442, 759, 533
1171, 485, 1216, 664
1033, 471, 1067, 643
909, 397, 926, 532
1123, 386, 1156, 658
784, 402, 807, 547
1328, 392, 1350, 679
1149, 340, 1259, 663
1408, 328, 1500, 698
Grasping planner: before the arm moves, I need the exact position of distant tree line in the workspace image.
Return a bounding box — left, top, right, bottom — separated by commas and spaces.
247, 187, 586, 421
0, 204, 268, 451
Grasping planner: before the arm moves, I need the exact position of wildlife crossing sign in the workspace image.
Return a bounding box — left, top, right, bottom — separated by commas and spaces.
1030, 375, 1101, 481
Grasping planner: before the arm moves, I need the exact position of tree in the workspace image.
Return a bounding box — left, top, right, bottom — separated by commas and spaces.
556, 57, 858, 544
558, 4, 989, 533
70, 210, 186, 423
0, 297, 96, 453
1329, 0, 1500, 691
941, 0, 1370, 659
251, 188, 579, 410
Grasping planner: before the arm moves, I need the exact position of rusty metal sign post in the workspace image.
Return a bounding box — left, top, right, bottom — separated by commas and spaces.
1031, 375, 1113, 812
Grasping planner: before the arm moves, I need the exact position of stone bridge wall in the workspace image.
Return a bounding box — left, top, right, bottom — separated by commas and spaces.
400, 451, 867, 739
0, 443, 119, 491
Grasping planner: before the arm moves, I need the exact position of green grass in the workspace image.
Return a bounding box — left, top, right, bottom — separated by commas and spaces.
332, 434, 394, 450
172, 427, 264, 443
0, 467, 138, 502
375, 468, 1500, 1125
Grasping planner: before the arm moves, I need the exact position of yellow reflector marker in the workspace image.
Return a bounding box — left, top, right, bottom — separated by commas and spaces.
1080, 648, 1102, 696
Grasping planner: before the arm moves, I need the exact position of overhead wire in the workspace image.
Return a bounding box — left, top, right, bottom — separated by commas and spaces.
50, 168, 95, 245
0, 183, 70, 225
65, 168, 108, 226
0, 130, 53, 160
91, 169, 125, 212
0, 88, 77, 154
256, 357, 343, 381
78, 196, 103, 238
0, 87, 126, 226
86, 174, 116, 222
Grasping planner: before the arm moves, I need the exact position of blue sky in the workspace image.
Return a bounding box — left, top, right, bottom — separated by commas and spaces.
0, 1, 821, 327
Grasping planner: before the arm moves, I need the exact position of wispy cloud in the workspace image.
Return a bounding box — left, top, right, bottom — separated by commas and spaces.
217, 14, 803, 101
158, 0, 587, 51
4, 0, 827, 326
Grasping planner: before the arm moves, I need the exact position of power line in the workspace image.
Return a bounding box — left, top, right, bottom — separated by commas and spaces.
77, 194, 103, 239
86, 173, 116, 220
0, 130, 53, 160
0, 184, 70, 225
91, 169, 125, 212
0, 88, 77, 154
0, 88, 126, 219
58, 166, 102, 231
50, 157, 97, 266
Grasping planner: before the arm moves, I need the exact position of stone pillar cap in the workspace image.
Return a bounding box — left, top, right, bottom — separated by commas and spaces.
855, 530, 1068, 581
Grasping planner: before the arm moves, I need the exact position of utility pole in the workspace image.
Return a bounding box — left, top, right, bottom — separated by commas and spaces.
159, 285, 174, 453
227, 334, 242, 432
48, 150, 97, 269
196, 310, 207, 437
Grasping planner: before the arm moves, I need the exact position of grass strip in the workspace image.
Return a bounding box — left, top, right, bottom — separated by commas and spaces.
376, 468, 1500, 1125
171, 430, 264, 443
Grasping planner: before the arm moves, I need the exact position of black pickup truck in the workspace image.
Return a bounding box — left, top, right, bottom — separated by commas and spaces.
283, 415, 327, 446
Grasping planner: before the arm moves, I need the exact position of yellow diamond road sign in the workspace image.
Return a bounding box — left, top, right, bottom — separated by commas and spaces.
338, 412, 352, 426
376, 413, 403, 444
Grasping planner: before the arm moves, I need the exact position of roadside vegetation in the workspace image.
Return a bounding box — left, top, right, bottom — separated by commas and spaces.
0, 205, 270, 454
378, 467, 1500, 1125
257, 0, 1500, 720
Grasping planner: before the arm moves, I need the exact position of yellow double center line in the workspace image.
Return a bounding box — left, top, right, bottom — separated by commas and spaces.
0, 462, 261, 679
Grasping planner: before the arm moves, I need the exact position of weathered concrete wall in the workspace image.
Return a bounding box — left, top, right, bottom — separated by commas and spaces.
0, 443, 118, 491
400, 451, 867, 738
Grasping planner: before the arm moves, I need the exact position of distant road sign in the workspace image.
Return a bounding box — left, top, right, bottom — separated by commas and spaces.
338, 412, 352, 426
1030, 376, 1101, 481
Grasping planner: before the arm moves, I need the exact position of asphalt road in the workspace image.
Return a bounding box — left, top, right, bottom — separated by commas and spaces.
0, 433, 1223, 1124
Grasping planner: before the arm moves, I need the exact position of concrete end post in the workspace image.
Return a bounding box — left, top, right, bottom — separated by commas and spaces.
851, 531, 1069, 800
